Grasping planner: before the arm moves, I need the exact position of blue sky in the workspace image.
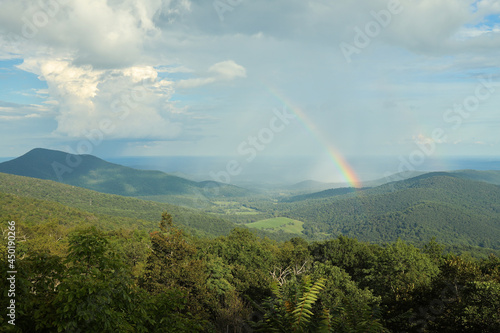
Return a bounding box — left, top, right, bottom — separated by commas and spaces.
1, 0, 500, 182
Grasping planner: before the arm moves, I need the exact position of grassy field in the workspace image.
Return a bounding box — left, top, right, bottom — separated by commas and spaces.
246, 217, 304, 234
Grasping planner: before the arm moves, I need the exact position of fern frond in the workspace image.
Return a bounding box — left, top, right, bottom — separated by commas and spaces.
292, 277, 326, 331
318, 308, 333, 333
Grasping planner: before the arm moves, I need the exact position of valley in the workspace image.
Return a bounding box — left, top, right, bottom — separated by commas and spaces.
2, 148, 500, 256
1, 148, 500, 331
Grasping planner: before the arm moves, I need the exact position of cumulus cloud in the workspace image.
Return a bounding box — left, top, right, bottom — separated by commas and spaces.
0, 0, 193, 68
2, 0, 500, 158
18, 58, 182, 139
2, 1, 500, 72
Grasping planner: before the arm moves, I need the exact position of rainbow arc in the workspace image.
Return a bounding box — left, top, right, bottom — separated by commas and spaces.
263, 84, 362, 188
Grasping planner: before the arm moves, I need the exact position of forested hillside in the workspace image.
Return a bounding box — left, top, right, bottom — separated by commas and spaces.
0, 172, 238, 237
283, 186, 368, 202
261, 174, 500, 251
3, 168, 500, 252
0, 172, 300, 242
2, 155, 500, 331
0, 148, 249, 198
1, 168, 500, 331
1, 211, 499, 332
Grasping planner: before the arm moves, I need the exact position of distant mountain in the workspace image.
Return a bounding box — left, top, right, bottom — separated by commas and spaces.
361, 171, 427, 187
451, 169, 500, 185
0, 148, 250, 198
286, 180, 342, 192
286, 170, 500, 202
281, 173, 500, 249
282, 187, 371, 203
287, 171, 425, 194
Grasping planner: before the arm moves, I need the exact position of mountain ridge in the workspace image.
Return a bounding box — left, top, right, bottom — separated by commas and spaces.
281, 174, 500, 248
0, 148, 250, 198
286, 170, 500, 202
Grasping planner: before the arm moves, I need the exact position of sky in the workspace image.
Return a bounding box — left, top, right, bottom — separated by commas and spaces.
1, 0, 500, 183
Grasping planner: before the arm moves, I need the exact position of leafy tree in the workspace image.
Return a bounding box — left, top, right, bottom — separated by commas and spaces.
140, 212, 212, 327
363, 239, 439, 331
309, 236, 376, 281
213, 228, 275, 300
458, 280, 500, 331
422, 237, 446, 265
205, 254, 253, 332
52, 226, 149, 332
276, 237, 313, 275
425, 254, 499, 332
366, 240, 439, 302
311, 263, 384, 332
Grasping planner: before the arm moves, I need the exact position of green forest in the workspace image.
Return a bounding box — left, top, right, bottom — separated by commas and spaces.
1, 156, 500, 331
1, 210, 500, 332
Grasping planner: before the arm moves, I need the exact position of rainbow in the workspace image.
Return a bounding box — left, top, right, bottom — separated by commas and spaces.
263, 84, 362, 188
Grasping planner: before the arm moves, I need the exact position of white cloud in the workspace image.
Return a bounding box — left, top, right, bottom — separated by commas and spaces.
476, 0, 500, 13
2, 0, 500, 160
413, 133, 446, 145
0, 114, 40, 120
176, 60, 246, 88
0, 101, 51, 121
17, 58, 182, 139
208, 60, 246, 79
0, 0, 193, 67
176, 77, 216, 89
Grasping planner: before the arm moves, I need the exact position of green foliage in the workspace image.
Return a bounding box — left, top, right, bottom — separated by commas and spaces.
52, 227, 147, 332
256, 276, 329, 332
0, 172, 241, 237
310, 263, 385, 333
360, 240, 440, 331
212, 228, 276, 300
140, 212, 213, 325
256, 273, 386, 333
416, 254, 500, 332
142, 289, 206, 332
277, 237, 312, 271
278, 175, 500, 252
3, 163, 500, 332
292, 277, 327, 331
0, 250, 65, 332
310, 235, 376, 281
366, 240, 440, 302
1, 214, 500, 332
